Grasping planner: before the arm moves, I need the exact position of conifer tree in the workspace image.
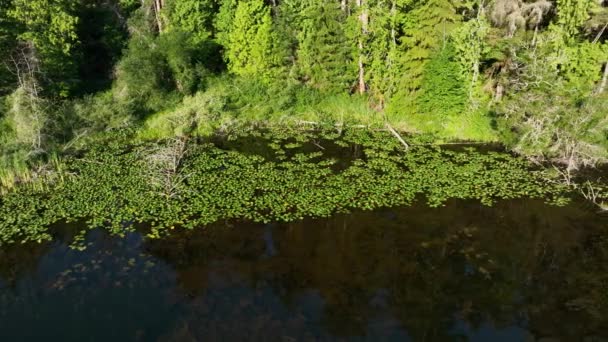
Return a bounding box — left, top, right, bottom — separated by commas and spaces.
417, 43, 467, 116
556, 0, 595, 40
286, 0, 355, 92
390, 0, 461, 111
220, 0, 284, 81
365, 0, 400, 104
165, 0, 216, 44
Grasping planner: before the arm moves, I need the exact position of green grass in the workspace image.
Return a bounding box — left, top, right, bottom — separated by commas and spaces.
386, 104, 498, 143
137, 78, 387, 142
0, 153, 31, 194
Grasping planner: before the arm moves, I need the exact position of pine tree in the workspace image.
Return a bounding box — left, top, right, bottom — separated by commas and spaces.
286, 0, 355, 93
365, 0, 400, 104
219, 0, 285, 81
390, 0, 462, 111
165, 0, 216, 44
556, 0, 594, 41
416, 42, 467, 118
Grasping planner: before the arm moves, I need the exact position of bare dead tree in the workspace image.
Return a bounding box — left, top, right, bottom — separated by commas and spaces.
490, 0, 552, 38
7, 41, 42, 98
144, 137, 191, 198
598, 61, 608, 94
152, 0, 165, 33
4, 41, 48, 152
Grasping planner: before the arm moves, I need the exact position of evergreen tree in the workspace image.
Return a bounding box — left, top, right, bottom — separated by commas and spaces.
219, 0, 285, 81
416, 42, 467, 118
165, 0, 217, 44
390, 0, 462, 112
286, 0, 355, 93
365, 0, 400, 103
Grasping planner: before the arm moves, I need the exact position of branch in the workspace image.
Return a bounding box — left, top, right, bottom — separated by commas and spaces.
385, 123, 409, 150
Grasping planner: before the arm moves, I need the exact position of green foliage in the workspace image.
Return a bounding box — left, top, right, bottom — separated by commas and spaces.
495, 45, 608, 168
0, 1, 17, 95
416, 43, 467, 118
395, 0, 461, 97
113, 27, 175, 114
451, 16, 491, 107
76, 0, 130, 95
555, 0, 594, 41
139, 89, 228, 140
365, 0, 400, 100
8, 0, 79, 55
165, 0, 216, 44
214, 0, 237, 48
1, 0, 607, 189
113, 10, 210, 114
561, 41, 608, 93
284, 0, 355, 93
70, 91, 134, 133
158, 30, 209, 95
8, 0, 80, 96
3, 87, 48, 150
220, 0, 285, 81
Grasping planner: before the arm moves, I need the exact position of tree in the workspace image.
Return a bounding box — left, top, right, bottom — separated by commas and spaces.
390, 0, 462, 111
283, 0, 355, 93
0, 0, 18, 94
452, 12, 490, 108
221, 0, 284, 81
365, 0, 401, 104
489, 0, 553, 37
8, 0, 80, 96
165, 0, 216, 44
555, 0, 595, 41
416, 43, 467, 118
356, 0, 369, 94
496, 36, 608, 169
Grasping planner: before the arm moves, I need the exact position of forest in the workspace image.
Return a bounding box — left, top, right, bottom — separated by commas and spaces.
0, 0, 607, 192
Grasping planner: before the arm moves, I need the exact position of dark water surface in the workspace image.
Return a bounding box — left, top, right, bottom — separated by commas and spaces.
1, 199, 607, 341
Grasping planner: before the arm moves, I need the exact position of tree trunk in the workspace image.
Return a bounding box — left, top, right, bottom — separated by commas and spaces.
153, 0, 164, 33
357, 0, 367, 95
341, 0, 347, 12
390, 0, 396, 46
599, 61, 608, 94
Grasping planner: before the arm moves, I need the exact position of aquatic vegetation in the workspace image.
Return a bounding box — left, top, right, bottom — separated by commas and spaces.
0, 128, 569, 245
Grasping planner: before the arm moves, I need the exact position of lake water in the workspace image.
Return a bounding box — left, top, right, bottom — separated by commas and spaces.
0, 198, 607, 341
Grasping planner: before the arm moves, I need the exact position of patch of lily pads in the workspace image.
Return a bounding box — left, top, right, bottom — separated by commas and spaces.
0, 127, 569, 245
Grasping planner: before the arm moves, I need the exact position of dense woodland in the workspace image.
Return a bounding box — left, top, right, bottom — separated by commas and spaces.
0, 0, 607, 185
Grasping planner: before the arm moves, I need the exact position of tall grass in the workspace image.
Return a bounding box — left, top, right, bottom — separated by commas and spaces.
0, 153, 31, 194
137, 76, 387, 141
0, 151, 66, 195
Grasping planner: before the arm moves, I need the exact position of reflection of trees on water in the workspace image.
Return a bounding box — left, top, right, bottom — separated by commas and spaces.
0, 231, 178, 341
145, 199, 608, 340
0, 199, 606, 340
